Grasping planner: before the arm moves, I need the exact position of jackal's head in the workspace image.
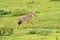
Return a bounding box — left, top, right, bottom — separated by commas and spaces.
30, 12, 37, 17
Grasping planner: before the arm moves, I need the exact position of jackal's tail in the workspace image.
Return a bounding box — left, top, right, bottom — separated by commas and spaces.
18, 21, 22, 25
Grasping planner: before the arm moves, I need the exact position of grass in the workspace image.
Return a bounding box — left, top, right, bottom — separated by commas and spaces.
0, 0, 60, 40
1, 35, 59, 40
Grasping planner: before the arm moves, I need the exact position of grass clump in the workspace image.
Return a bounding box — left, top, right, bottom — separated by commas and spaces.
12, 8, 30, 16
37, 29, 52, 36
50, 0, 60, 1
0, 9, 11, 15
28, 29, 36, 34
0, 27, 13, 36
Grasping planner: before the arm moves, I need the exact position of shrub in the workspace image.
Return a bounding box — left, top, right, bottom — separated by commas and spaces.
37, 29, 52, 36
0, 9, 11, 15
28, 30, 36, 34
0, 28, 13, 36
50, 0, 60, 1
12, 8, 29, 16
27, 1, 34, 4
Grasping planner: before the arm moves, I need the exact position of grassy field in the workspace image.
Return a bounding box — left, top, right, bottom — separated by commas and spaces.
0, 0, 60, 40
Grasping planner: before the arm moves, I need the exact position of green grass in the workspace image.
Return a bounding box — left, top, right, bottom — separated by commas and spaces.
0, 0, 60, 40
1, 35, 60, 40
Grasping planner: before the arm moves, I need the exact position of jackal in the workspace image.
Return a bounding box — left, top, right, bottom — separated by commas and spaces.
18, 12, 36, 28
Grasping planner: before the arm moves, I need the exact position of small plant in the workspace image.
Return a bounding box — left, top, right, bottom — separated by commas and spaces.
37, 29, 52, 36
0, 28, 13, 36
28, 30, 36, 34
0, 9, 11, 15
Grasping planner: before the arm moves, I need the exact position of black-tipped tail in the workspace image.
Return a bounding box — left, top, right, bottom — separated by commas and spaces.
18, 21, 22, 25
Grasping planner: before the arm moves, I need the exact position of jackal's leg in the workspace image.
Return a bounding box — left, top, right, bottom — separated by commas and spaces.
29, 19, 35, 27
30, 22, 33, 25
18, 25, 20, 29
31, 22, 35, 27
21, 22, 27, 28
22, 23, 25, 28
18, 20, 22, 29
28, 21, 35, 27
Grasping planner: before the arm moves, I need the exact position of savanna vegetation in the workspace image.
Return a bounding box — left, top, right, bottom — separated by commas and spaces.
0, 0, 60, 40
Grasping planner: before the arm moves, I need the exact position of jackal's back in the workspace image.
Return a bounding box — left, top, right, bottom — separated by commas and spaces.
19, 15, 31, 22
